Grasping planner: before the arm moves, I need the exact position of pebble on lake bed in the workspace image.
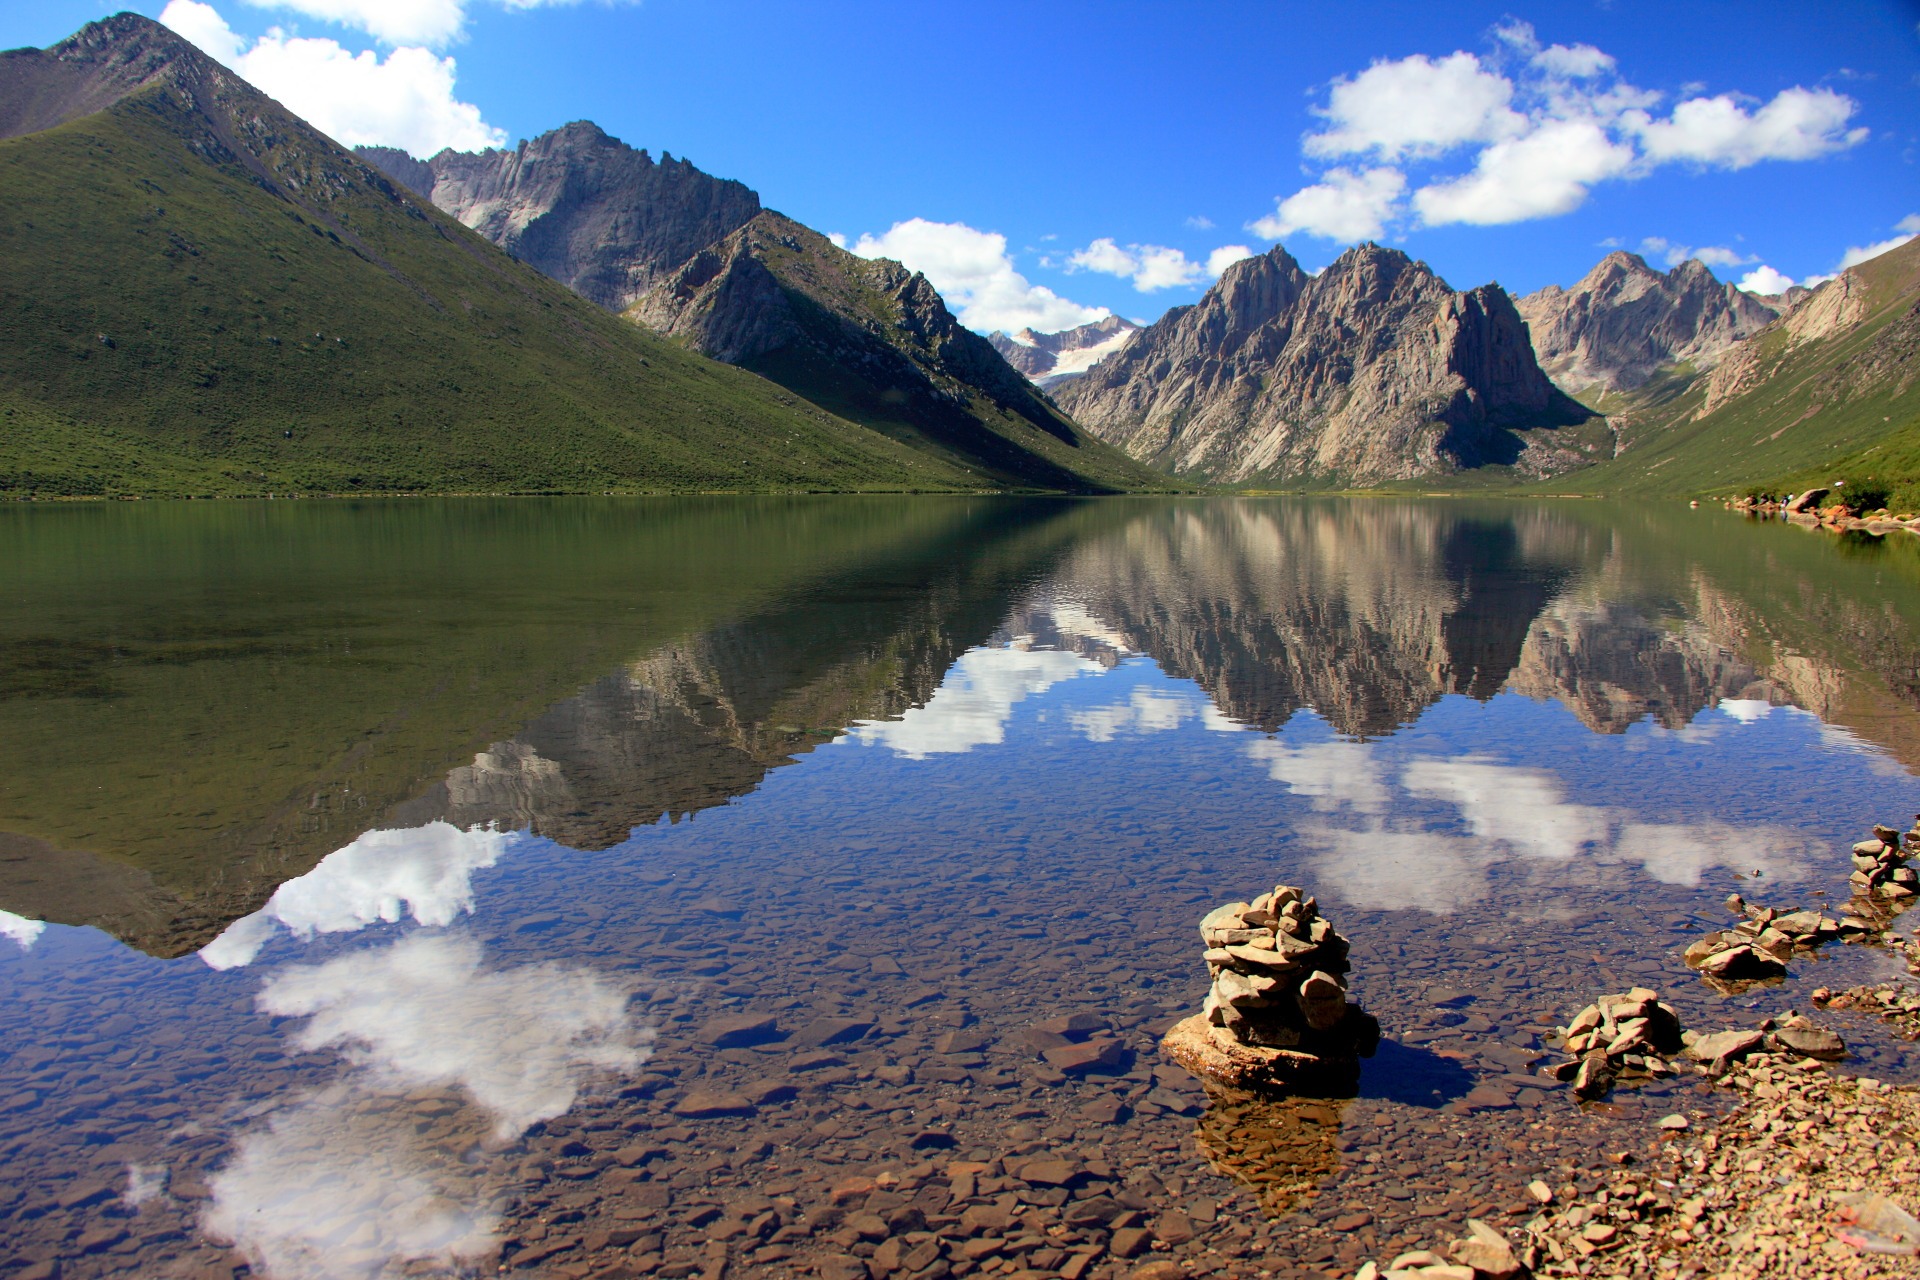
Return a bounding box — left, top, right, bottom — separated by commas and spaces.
1160, 884, 1379, 1093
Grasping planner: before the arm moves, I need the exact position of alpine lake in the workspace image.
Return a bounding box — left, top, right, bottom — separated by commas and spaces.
3, 495, 1919, 1280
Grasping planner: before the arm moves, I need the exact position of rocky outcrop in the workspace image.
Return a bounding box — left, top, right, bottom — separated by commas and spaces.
988, 316, 1139, 389
1056, 244, 1587, 485
1516, 253, 1781, 395
628, 210, 1150, 490
358, 122, 762, 312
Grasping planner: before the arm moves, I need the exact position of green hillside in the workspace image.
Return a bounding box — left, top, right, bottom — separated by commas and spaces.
1527, 238, 1920, 500
0, 18, 1138, 496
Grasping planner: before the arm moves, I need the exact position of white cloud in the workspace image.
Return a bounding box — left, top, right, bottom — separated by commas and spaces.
1206, 244, 1256, 276
1630, 87, 1868, 169
1066, 239, 1231, 292
1837, 233, 1917, 270
1184, 215, 1216, 230
1413, 119, 1634, 226
1306, 52, 1524, 162
846, 643, 1109, 758
257, 932, 648, 1135
1267, 33, 1869, 241
1532, 43, 1615, 80
1899, 214, 1920, 235
246, 0, 468, 46
0, 909, 45, 951
851, 219, 1108, 334
160, 1, 506, 157
1250, 166, 1406, 241
200, 822, 510, 970
239, 0, 614, 47
1636, 237, 1751, 270
1737, 265, 1795, 295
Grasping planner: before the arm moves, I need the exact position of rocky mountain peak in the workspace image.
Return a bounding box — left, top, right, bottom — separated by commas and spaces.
988, 314, 1142, 388
1517, 252, 1781, 395
3, 13, 217, 141
359, 122, 762, 311
1055, 242, 1584, 485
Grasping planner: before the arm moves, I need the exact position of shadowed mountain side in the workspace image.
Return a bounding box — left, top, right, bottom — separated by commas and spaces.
0, 16, 983, 497
628, 211, 1168, 493
0, 498, 1115, 955
1044, 501, 1594, 737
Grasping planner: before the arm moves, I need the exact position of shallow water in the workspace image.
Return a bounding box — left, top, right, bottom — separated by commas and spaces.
3, 496, 1919, 1280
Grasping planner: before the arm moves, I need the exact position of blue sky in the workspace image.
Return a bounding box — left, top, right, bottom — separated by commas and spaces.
7, 0, 1918, 333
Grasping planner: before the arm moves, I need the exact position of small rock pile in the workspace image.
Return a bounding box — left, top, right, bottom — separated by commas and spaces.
1683, 893, 1866, 986
1547, 990, 1847, 1098
1546, 988, 1685, 1099
1160, 884, 1378, 1091
1815, 983, 1920, 1041
1350, 1219, 1526, 1280
1849, 822, 1919, 903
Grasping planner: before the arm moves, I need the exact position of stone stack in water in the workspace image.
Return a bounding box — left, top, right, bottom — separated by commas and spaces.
1547, 988, 1684, 1099
1161, 885, 1378, 1091
1851, 823, 1918, 902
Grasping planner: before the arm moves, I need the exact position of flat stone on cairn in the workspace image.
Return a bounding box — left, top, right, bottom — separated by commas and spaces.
1161, 884, 1378, 1092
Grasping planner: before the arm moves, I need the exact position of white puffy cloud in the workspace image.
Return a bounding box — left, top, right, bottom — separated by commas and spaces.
1206, 244, 1256, 276
1185, 215, 1216, 230
1837, 233, 1918, 270
1266, 32, 1869, 242
1900, 214, 1920, 235
1636, 237, 1751, 270
0, 909, 45, 951
160, 1, 506, 157
200, 822, 510, 970
1250, 167, 1406, 241
1413, 119, 1634, 226
1630, 87, 1868, 169
851, 219, 1109, 334
1070, 688, 1204, 742
1401, 757, 1609, 862
1306, 52, 1524, 162
1737, 265, 1795, 295
240, 0, 616, 47
846, 643, 1109, 758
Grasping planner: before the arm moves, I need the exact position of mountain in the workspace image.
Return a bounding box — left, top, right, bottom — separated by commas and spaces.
1055, 243, 1595, 486
1539, 237, 1920, 503
361, 128, 1168, 493
357, 122, 761, 313
0, 15, 1004, 497
1515, 252, 1782, 400
989, 316, 1140, 389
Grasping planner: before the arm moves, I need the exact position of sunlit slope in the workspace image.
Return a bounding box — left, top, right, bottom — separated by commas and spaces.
1534, 238, 1920, 499
0, 19, 987, 496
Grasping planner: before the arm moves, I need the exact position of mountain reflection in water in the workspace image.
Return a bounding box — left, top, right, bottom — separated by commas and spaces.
3, 497, 1920, 955
5, 498, 1920, 1280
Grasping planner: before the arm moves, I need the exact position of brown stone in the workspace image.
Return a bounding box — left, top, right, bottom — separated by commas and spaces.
1159, 1013, 1356, 1091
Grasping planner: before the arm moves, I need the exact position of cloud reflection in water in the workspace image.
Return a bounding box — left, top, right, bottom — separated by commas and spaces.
848, 644, 1109, 758
204, 933, 649, 1280
200, 822, 510, 970
0, 908, 45, 951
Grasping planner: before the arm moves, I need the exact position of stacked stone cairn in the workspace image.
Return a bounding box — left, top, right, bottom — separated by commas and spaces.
1160, 885, 1378, 1092
1682, 892, 1865, 986
1548, 988, 1685, 1100
1850, 820, 1919, 904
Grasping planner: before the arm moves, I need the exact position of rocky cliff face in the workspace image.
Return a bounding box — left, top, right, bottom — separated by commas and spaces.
1516, 252, 1781, 396
1055, 244, 1586, 485
989, 316, 1140, 388
357, 122, 762, 312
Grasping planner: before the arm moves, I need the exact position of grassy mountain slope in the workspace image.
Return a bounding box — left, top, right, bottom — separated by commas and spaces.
628, 210, 1176, 493
1527, 238, 1920, 499
0, 17, 1005, 496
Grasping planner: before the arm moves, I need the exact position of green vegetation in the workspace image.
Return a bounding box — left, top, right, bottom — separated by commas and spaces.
0, 78, 1103, 497
1522, 239, 1920, 502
